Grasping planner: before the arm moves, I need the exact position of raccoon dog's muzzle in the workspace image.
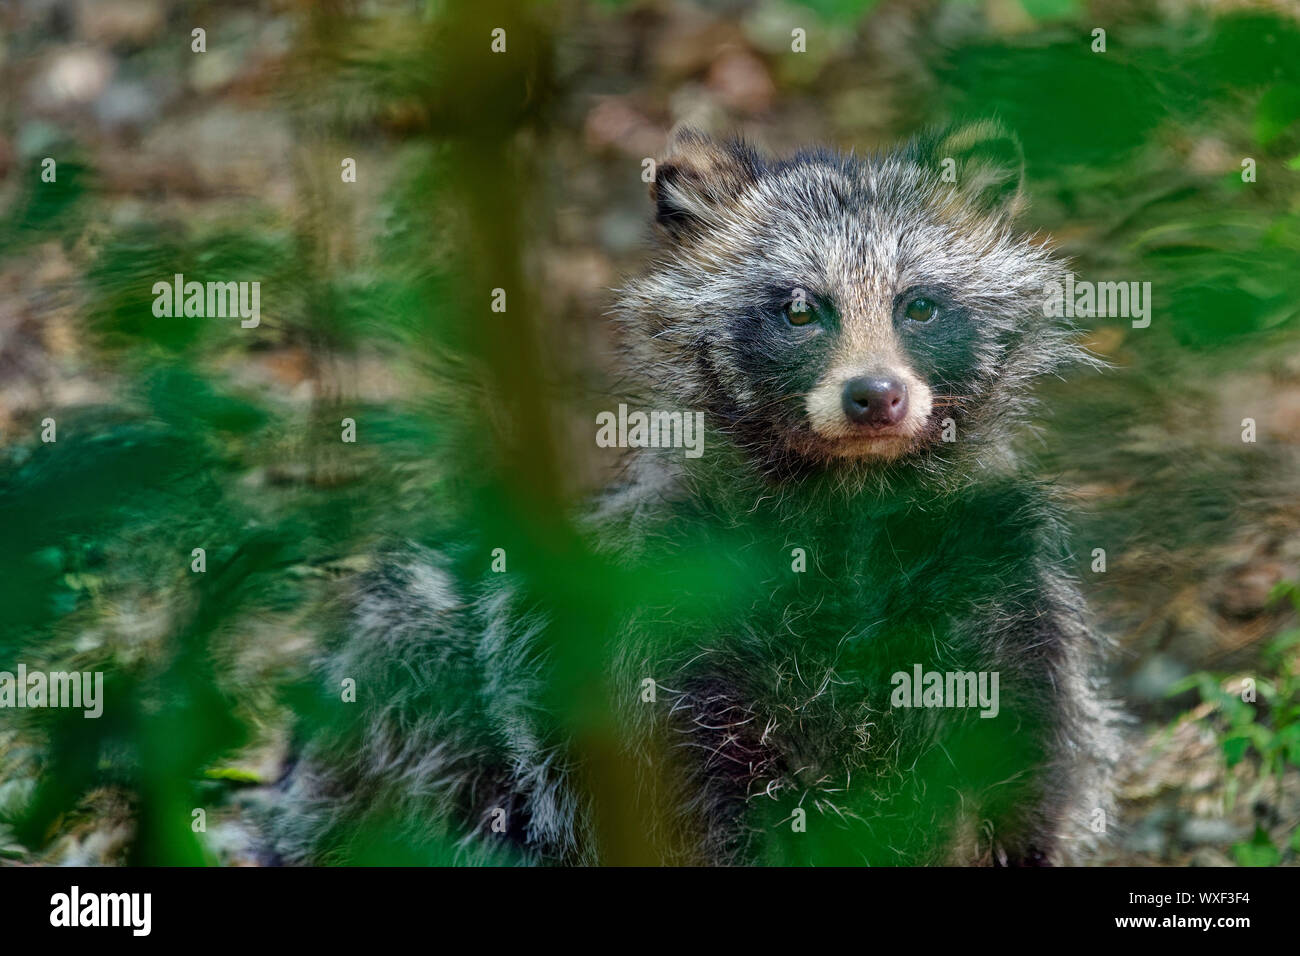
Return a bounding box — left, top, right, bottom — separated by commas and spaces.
805, 361, 935, 459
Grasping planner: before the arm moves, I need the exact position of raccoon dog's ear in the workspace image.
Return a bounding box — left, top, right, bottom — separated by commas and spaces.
651, 127, 763, 240
930, 120, 1025, 218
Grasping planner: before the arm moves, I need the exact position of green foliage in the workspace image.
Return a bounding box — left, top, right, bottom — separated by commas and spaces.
0, 154, 91, 254
1017, 0, 1081, 19
787, 0, 879, 24
1168, 581, 1300, 865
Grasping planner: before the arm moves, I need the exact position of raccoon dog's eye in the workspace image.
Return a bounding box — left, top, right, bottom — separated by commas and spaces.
904, 297, 938, 323
784, 300, 818, 326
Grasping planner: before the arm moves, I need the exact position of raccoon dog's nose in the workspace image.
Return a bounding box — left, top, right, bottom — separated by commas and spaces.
842, 376, 909, 427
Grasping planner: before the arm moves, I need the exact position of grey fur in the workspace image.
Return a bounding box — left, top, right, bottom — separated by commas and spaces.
266, 124, 1123, 866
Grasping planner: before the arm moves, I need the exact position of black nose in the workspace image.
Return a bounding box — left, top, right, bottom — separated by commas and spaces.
842, 376, 909, 427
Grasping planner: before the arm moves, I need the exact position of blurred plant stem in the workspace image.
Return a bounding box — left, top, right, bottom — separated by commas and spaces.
300, 0, 662, 863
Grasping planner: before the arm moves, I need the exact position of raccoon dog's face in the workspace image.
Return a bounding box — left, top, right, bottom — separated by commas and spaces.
618, 123, 1072, 474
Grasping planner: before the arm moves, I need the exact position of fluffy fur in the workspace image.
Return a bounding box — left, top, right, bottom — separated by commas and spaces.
265, 123, 1121, 866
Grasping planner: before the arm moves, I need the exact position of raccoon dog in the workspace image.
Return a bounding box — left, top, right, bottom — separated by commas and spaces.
267, 122, 1121, 866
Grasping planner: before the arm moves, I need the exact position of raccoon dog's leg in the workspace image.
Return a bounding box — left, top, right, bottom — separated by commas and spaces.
266, 546, 581, 864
